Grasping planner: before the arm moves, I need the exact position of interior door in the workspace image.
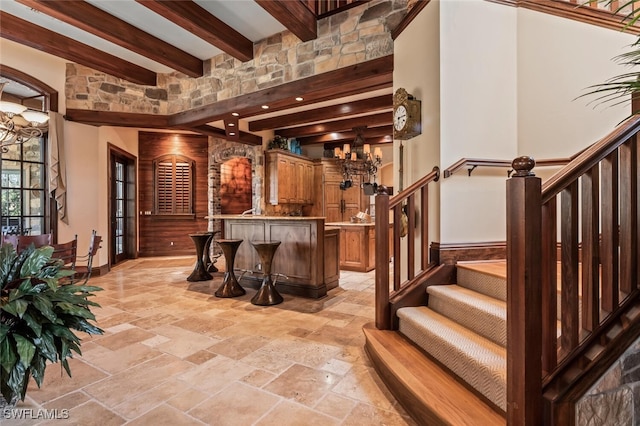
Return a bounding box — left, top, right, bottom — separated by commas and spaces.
109, 146, 137, 265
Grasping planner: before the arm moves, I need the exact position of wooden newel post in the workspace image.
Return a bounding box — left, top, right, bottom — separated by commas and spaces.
375, 190, 391, 330
506, 156, 543, 425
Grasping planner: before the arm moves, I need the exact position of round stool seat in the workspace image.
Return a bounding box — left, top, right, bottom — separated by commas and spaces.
250, 240, 283, 306
214, 239, 245, 298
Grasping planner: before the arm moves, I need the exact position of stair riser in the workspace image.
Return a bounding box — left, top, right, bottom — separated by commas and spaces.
457, 267, 506, 301
428, 291, 506, 347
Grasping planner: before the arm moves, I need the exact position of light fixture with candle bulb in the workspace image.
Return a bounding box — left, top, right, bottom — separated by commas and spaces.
0, 82, 49, 152
334, 126, 382, 190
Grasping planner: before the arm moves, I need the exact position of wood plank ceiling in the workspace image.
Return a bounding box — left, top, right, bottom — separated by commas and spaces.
0, 0, 400, 147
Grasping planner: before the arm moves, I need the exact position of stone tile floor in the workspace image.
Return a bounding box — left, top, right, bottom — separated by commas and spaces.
4, 256, 416, 425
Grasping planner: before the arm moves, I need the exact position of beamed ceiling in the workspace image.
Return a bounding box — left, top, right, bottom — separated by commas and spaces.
0, 0, 427, 147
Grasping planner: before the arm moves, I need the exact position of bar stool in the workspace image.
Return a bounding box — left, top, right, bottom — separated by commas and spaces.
187, 233, 213, 282
250, 240, 283, 306
214, 239, 245, 298
204, 230, 221, 272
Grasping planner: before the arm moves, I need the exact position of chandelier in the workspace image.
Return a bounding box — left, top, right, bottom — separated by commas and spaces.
0, 82, 49, 153
333, 126, 382, 189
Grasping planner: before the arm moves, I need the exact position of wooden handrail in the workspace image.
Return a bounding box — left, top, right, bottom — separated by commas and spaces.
507, 115, 640, 424
375, 166, 440, 330
443, 156, 577, 178
542, 116, 640, 202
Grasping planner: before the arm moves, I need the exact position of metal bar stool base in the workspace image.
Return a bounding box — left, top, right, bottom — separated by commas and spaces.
187, 233, 213, 282
250, 240, 283, 306
251, 278, 284, 306
214, 239, 245, 298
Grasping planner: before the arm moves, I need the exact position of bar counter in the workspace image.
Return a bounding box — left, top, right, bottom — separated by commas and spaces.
210, 215, 339, 298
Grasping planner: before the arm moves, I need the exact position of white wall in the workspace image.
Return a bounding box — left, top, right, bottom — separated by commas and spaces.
394, 0, 441, 249
394, 0, 635, 244
438, 0, 518, 243
517, 9, 634, 158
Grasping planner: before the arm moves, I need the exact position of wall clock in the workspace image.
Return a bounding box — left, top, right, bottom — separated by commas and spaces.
393, 88, 421, 140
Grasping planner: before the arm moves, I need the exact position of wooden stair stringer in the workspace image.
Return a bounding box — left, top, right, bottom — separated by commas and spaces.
363, 324, 506, 426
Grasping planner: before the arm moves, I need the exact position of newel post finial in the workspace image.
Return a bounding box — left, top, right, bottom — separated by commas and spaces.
512, 156, 536, 177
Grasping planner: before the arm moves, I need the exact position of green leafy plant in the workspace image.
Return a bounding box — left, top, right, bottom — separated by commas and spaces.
0, 243, 103, 404
580, 1, 640, 113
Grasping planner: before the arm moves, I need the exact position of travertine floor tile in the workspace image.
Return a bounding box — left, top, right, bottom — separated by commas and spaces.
10, 256, 414, 425
189, 382, 280, 425
254, 400, 340, 426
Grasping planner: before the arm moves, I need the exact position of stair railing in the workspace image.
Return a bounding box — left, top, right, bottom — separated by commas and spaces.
374, 166, 440, 330
506, 115, 640, 425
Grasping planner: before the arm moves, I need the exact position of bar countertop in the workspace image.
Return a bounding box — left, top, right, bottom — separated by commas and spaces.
208, 215, 326, 221
325, 221, 375, 227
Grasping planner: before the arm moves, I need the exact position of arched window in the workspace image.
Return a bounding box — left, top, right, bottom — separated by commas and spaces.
0, 67, 56, 236
153, 154, 194, 215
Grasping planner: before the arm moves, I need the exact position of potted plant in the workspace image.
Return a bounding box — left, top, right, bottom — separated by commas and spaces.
0, 243, 103, 407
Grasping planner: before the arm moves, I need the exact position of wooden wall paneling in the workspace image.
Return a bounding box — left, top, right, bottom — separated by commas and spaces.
138, 131, 209, 256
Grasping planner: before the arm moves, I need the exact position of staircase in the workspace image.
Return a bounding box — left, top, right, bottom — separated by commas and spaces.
398, 263, 507, 412
365, 263, 509, 425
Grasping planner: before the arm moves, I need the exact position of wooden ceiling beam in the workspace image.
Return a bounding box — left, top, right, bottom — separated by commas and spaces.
170, 55, 393, 128
0, 13, 157, 86
320, 135, 393, 148
297, 125, 392, 145
275, 112, 391, 138
64, 109, 170, 127
255, 0, 317, 42
16, 0, 203, 78
249, 94, 391, 131
190, 125, 263, 146
136, 0, 253, 62
65, 109, 262, 145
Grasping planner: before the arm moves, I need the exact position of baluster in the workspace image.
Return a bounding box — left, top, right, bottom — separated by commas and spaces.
561, 181, 580, 351
601, 150, 619, 312
393, 203, 402, 291
581, 165, 600, 332
421, 185, 429, 269
619, 139, 637, 295
542, 197, 558, 372
407, 194, 415, 280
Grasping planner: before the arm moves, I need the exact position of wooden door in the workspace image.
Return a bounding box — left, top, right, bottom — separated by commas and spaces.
342, 174, 363, 221
109, 146, 137, 265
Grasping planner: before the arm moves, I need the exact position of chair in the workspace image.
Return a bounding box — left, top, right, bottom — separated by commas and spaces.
2, 234, 19, 249
16, 233, 52, 252
51, 236, 78, 284
74, 231, 102, 284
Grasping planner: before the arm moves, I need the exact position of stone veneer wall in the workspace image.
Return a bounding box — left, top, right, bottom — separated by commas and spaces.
208, 139, 263, 234
65, 0, 406, 114
576, 336, 640, 425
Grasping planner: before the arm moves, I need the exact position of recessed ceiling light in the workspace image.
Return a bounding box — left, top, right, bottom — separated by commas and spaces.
229, 132, 236, 136
295, 97, 303, 101
228, 123, 235, 127
231, 112, 239, 117
261, 105, 269, 109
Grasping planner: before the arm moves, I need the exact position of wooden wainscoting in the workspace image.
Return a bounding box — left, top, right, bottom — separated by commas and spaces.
138, 131, 209, 256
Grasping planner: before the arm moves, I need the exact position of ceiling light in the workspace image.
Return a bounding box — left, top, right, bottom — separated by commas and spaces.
295, 97, 303, 101
261, 105, 269, 109
335, 126, 382, 184
231, 112, 239, 117
228, 123, 235, 127
0, 83, 49, 152
229, 132, 236, 136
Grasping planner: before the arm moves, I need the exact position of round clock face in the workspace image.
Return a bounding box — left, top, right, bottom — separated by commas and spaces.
394, 105, 407, 131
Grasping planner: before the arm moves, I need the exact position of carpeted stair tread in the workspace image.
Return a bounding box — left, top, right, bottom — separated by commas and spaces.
398, 306, 506, 411
456, 265, 506, 301
427, 284, 506, 347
